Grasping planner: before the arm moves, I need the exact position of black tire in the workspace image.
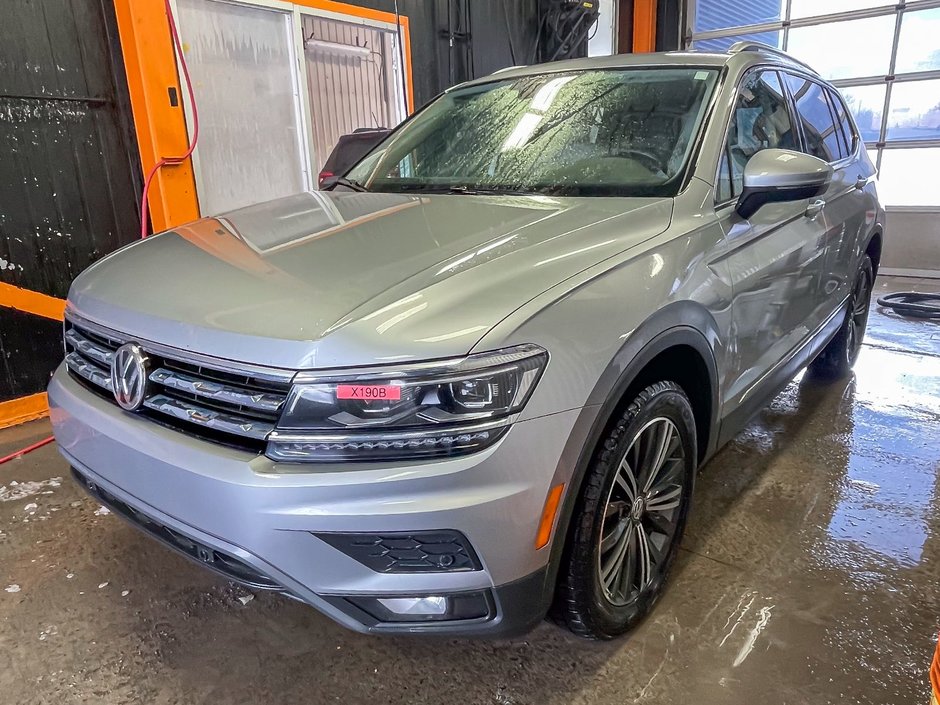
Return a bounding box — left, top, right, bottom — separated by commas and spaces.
808, 255, 874, 380
552, 381, 697, 640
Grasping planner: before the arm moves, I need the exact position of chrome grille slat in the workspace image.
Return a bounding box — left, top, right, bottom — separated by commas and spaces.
65, 352, 113, 391
65, 329, 114, 367
64, 317, 290, 449
142, 394, 275, 440
149, 368, 284, 414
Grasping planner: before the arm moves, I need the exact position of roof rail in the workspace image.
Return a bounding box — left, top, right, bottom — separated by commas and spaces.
728, 40, 818, 74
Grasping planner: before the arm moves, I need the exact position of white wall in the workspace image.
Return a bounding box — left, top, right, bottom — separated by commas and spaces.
882, 210, 940, 278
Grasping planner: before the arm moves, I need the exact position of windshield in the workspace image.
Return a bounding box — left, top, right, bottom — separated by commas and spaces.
346, 67, 719, 197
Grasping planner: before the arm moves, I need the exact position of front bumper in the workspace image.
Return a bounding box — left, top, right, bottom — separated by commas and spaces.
49, 364, 577, 635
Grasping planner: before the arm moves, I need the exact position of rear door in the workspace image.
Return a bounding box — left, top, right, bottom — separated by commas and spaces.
783, 73, 870, 307
712, 68, 829, 415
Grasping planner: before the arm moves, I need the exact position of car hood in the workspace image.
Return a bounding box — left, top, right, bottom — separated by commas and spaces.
68, 190, 672, 369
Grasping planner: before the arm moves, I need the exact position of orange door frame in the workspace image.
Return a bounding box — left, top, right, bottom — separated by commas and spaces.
112, 0, 414, 233
0, 285, 64, 429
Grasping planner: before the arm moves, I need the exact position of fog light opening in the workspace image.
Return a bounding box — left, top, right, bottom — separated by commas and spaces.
348, 590, 492, 623
377, 595, 448, 616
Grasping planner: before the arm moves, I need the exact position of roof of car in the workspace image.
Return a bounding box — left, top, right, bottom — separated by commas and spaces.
459, 44, 818, 89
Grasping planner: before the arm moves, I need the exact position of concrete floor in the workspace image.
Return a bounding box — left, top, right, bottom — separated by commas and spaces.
1, 275, 938, 705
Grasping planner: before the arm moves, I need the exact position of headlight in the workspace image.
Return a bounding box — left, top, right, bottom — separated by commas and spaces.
266, 344, 548, 463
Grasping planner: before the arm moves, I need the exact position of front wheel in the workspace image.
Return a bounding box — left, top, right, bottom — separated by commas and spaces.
552, 381, 696, 640
808, 254, 874, 380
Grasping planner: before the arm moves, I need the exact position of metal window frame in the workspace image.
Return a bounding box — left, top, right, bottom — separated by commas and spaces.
684, 0, 940, 205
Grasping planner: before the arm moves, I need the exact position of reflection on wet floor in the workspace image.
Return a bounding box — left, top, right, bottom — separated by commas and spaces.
828, 354, 936, 568
0, 276, 937, 705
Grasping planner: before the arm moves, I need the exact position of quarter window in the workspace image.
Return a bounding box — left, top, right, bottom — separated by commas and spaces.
718, 70, 796, 201
827, 88, 857, 154
785, 74, 844, 162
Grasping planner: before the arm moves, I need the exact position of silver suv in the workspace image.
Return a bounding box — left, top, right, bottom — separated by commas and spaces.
49, 44, 883, 639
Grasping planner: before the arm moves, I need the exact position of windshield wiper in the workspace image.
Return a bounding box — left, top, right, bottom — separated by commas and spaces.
328, 177, 369, 192
391, 184, 533, 196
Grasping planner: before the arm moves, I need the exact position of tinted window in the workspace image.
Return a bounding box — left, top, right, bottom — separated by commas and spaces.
786, 74, 844, 162
827, 88, 857, 155
719, 70, 796, 201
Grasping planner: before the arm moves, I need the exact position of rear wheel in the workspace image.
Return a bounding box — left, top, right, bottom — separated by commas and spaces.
552, 381, 696, 640
808, 255, 873, 380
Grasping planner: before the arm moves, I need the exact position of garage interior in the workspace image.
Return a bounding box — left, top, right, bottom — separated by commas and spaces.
1, 0, 939, 703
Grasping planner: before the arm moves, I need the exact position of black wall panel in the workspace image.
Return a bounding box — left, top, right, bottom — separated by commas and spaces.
0, 310, 62, 402
0, 0, 140, 402
352, 0, 540, 108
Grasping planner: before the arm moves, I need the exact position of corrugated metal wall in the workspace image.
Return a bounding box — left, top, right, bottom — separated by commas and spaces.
303, 14, 405, 172
0, 0, 139, 403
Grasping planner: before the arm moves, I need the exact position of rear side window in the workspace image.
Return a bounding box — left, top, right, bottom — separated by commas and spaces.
717, 69, 797, 202
784, 74, 844, 162
827, 87, 857, 155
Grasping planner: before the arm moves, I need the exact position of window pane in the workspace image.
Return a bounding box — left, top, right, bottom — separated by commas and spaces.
886, 80, 940, 142
828, 88, 857, 153
878, 148, 940, 206
726, 71, 796, 195
895, 8, 940, 74
825, 91, 849, 158
790, 0, 886, 20
786, 15, 895, 80
785, 75, 842, 162
691, 31, 781, 53
838, 84, 885, 143
176, 0, 306, 215
693, 0, 783, 33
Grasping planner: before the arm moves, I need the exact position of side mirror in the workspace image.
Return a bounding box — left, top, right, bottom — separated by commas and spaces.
735, 149, 832, 220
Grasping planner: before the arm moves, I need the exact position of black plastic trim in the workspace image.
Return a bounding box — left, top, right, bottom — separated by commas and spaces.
71, 466, 283, 591
320, 566, 550, 637
314, 530, 482, 573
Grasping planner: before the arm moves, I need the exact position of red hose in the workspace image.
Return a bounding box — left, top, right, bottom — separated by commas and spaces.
0, 435, 54, 466
140, 0, 200, 239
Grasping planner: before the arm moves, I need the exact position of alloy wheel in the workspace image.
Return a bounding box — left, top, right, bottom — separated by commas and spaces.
596, 417, 686, 606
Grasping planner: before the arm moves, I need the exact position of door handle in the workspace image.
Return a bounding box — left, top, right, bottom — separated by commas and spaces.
805, 199, 826, 218
854, 176, 868, 190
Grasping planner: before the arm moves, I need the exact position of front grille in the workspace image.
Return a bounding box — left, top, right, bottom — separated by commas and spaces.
72, 467, 282, 590
64, 316, 293, 452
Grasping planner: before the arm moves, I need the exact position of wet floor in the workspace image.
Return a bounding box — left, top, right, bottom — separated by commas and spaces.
1, 276, 938, 704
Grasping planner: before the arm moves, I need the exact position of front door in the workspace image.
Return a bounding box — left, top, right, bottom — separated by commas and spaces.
784, 73, 874, 307
712, 69, 829, 417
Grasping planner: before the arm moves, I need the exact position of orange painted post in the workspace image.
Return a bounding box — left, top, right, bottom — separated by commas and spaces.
632, 0, 658, 53
0, 282, 65, 321
0, 393, 49, 430
112, 0, 200, 232
930, 634, 939, 705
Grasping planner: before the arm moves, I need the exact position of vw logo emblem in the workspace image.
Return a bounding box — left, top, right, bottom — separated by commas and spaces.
110, 343, 150, 411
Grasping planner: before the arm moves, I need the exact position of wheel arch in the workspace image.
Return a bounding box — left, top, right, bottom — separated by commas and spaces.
538, 304, 723, 607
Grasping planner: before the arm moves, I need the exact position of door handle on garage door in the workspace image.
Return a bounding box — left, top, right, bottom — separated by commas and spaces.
805, 199, 826, 218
